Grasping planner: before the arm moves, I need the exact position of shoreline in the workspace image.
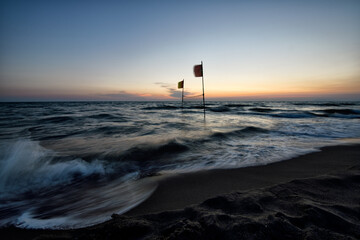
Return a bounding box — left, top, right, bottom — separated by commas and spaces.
126, 143, 360, 216
1, 143, 359, 239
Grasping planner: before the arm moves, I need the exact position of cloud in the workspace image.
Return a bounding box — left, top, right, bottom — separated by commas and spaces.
155, 82, 196, 99
155, 82, 180, 98
100, 91, 150, 101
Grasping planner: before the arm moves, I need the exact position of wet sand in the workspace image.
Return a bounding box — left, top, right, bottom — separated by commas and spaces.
127, 144, 360, 216
1, 144, 360, 239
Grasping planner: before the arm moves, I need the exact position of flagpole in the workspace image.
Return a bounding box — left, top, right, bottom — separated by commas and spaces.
201, 61, 205, 109
182, 79, 184, 108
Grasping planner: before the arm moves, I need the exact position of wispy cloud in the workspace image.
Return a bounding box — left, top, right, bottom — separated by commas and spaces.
101, 91, 148, 101
155, 82, 180, 98
154, 82, 196, 99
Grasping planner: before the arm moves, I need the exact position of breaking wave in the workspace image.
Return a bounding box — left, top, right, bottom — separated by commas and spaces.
0, 140, 107, 195
0, 140, 157, 229
210, 126, 269, 139
320, 109, 359, 115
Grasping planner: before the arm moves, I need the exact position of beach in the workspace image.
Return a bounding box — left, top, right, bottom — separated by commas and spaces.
2, 143, 359, 239
2, 0, 360, 238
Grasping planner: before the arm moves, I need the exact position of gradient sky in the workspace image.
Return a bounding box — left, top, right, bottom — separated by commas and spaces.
1, 0, 359, 101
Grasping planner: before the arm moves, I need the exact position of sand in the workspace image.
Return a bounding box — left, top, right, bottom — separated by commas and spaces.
127, 144, 360, 216
1, 144, 360, 239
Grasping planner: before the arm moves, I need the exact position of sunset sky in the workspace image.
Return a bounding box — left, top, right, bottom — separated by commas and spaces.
1, 0, 359, 101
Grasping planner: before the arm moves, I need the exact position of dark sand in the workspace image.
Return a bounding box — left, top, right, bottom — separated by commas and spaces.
1, 144, 360, 239
127, 144, 360, 216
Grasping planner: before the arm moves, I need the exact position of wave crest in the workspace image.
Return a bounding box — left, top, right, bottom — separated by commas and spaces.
0, 140, 106, 195
211, 126, 269, 139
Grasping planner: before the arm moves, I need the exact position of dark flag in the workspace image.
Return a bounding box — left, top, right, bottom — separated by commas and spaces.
194, 64, 203, 77
178, 80, 184, 89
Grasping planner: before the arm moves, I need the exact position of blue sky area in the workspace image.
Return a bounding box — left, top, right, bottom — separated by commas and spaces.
1, 0, 359, 101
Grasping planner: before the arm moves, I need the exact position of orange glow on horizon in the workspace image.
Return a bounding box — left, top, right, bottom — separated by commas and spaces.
1, 73, 359, 101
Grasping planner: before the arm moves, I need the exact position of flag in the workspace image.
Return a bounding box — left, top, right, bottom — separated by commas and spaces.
194, 64, 203, 77
178, 80, 184, 89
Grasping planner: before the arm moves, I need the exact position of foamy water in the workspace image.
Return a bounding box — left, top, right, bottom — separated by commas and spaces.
0, 101, 359, 228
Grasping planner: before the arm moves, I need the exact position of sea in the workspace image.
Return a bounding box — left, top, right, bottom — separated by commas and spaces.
0, 101, 359, 229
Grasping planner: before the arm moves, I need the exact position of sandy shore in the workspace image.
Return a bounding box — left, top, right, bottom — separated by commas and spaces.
1, 144, 360, 239
127, 144, 360, 216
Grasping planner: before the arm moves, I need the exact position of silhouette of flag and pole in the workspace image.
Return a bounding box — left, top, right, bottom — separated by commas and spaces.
178, 80, 184, 107
194, 61, 205, 109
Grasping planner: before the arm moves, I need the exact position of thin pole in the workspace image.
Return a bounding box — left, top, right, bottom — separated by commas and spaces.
201, 61, 205, 109
182, 79, 184, 108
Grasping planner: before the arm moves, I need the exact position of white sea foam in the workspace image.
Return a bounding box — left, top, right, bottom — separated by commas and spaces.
0, 139, 157, 229
10, 177, 157, 229
0, 139, 106, 195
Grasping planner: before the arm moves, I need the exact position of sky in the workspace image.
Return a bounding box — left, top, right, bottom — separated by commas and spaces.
0, 0, 360, 101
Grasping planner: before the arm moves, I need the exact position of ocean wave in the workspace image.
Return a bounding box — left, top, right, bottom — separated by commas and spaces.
208, 106, 231, 112
143, 105, 179, 110
0, 139, 157, 229
210, 126, 269, 139
249, 107, 274, 112
143, 105, 208, 111
87, 113, 126, 121
0, 116, 24, 122
164, 122, 189, 129
246, 109, 360, 119
114, 140, 189, 163
27, 126, 85, 141
87, 125, 143, 136
269, 112, 316, 118
240, 110, 316, 119
0, 173, 156, 229
320, 109, 359, 115
292, 102, 357, 107
224, 103, 251, 107
38, 133, 82, 141
39, 116, 76, 124
0, 140, 107, 195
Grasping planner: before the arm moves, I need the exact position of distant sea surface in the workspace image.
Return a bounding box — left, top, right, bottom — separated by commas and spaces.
1, 101, 360, 229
